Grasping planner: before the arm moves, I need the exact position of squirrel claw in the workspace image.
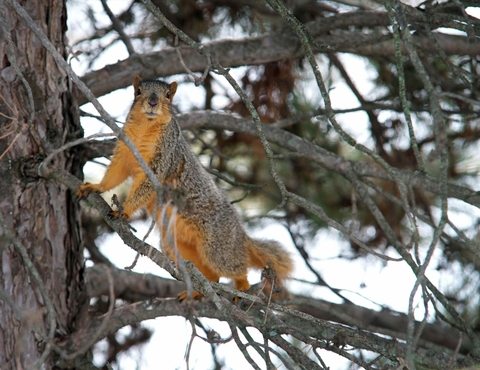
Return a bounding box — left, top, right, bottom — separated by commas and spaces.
177, 290, 204, 302
107, 210, 120, 220
233, 296, 241, 304
76, 189, 89, 201
107, 211, 117, 220
108, 210, 129, 221
77, 182, 98, 201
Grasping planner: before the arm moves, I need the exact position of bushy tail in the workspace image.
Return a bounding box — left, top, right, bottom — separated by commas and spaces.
247, 238, 293, 284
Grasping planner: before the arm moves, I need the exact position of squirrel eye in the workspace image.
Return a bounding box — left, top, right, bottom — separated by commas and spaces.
166, 91, 170, 99
136, 88, 141, 96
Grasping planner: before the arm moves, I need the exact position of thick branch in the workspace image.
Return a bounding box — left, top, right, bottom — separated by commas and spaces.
291, 297, 470, 355
78, 16, 479, 104
78, 111, 480, 209
178, 111, 480, 208
85, 265, 472, 354
86, 264, 184, 301
74, 294, 473, 369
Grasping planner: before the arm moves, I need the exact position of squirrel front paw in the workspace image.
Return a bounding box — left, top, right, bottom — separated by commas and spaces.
77, 182, 101, 200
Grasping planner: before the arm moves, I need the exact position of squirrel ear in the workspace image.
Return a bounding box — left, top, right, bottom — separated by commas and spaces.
133, 76, 142, 95
169, 82, 178, 101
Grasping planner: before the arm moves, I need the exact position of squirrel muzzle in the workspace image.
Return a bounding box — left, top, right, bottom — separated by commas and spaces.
148, 93, 158, 108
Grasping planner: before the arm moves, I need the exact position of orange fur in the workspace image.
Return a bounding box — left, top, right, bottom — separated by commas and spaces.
246, 239, 292, 284
158, 204, 220, 283
78, 78, 176, 220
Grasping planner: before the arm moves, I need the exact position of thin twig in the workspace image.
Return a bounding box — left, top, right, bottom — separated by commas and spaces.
230, 190, 251, 205
185, 317, 196, 370
385, 5, 425, 171
413, 285, 431, 353
174, 35, 211, 86
229, 325, 262, 370
40, 133, 115, 175
206, 168, 265, 190
240, 327, 276, 370
440, 91, 480, 107
284, 221, 354, 303
0, 131, 21, 161
287, 191, 402, 262
100, 0, 135, 55
193, 319, 233, 345
447, 333, 463, 370
124, 252, 140, 271
266, 331, 323, 370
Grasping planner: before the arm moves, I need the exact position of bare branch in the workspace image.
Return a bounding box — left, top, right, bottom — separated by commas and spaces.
175, 111, 480, 209
85, 264, 184, 301
100, 0, 135, 55
78, 14, 480, 104
174, 35, 211, 86
84, 263, 477, 354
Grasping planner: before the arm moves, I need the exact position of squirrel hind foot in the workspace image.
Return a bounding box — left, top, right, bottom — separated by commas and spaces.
107, 210, 130, 221
177, 290, 204, 302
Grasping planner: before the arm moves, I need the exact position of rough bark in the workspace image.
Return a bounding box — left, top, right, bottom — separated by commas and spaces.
0, 0, 85, 368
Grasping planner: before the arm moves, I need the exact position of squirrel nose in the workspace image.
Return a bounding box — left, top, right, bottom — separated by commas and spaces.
148, 94, 158, 108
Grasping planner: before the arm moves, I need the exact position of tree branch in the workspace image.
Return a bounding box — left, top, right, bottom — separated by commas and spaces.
75, 295, 474, 369
84, 264, 475, 354
100, 0, 135, 55
177, 111, 480, 208
78, 14, 480, 104
77, 111, 480, 210
86, 264, 185, 301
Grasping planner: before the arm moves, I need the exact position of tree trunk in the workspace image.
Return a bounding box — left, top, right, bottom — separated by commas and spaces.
0, 1, 85, 368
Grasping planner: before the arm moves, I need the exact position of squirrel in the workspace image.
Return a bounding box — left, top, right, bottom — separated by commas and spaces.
78, 76, 294, 300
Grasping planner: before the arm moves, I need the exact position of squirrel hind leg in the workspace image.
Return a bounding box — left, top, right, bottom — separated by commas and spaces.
231, 275, 251, 303
233, 276, 251, 292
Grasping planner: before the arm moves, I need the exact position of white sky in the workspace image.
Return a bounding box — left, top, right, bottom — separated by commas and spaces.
67, 1, 480, 369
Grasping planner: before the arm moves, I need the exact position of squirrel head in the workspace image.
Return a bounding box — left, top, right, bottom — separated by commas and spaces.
132, 75, 178, 120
